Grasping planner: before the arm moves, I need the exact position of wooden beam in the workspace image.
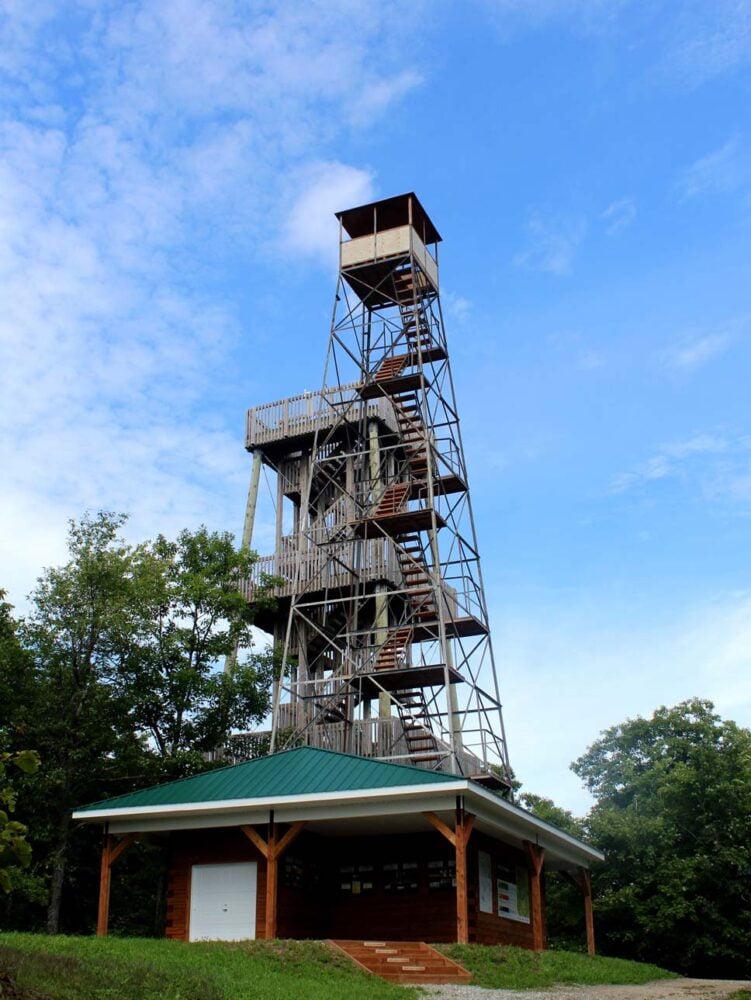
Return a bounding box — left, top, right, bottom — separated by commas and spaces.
272, 821, 306, 861
523, 841, 545, 952
580, 867, 596, 956
240, 824, 269, 858
108, 833, 137, 867
96, 835, 112, 937
423, 811, 456, 847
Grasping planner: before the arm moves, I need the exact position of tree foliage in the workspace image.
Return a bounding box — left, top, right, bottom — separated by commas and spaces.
0, 749, 40, 892
120, 528, 275, 760
0, 513, 274, 935
573, 698, 751, 977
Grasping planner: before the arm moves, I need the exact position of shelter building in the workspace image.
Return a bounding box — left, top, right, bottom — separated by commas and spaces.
73, 746, 602, 949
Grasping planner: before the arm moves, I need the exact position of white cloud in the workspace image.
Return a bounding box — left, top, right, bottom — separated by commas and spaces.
514, 212, 587, 276
601, 196, 636, 235
662, 332, 733, 370
660, 0, 751, 88
0, 1, 427, 607
675, 136, 746, 201
281, 161, 376, 266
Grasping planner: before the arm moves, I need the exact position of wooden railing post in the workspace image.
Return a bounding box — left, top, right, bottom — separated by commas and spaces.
523, 841, 545, 952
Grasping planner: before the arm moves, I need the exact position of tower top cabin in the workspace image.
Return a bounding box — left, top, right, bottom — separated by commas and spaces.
336, 193, 441, 306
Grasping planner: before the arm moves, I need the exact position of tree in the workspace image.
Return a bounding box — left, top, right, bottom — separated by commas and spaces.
119, 527, 276, 763
9, 513, 150, 933
573, 699, 751, 977
0, 516, 276, 934
0, 749, 40, 892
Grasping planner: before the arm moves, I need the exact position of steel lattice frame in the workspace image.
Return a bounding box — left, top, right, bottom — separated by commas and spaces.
268, 211, 511, 784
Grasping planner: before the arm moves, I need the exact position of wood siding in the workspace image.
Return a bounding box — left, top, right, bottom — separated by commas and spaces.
165, 826, 544, 947
469, 832, 538, 949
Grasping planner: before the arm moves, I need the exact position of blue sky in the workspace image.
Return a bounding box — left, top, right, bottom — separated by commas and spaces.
1, 0, 750, 812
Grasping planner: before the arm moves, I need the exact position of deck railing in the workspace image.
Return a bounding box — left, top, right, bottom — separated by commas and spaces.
246, 383, 398, 448
226, 713, 493, 779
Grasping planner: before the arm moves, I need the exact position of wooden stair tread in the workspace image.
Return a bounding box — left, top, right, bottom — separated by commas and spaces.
329, 940, 472, 985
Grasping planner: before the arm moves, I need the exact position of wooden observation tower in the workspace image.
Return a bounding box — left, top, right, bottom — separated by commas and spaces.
242, 193, 511, 788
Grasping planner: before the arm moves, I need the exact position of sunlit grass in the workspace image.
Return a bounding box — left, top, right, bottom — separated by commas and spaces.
439, 942, 677, 990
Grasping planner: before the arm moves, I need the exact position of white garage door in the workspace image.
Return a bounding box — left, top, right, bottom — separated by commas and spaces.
189, 862, 257, 942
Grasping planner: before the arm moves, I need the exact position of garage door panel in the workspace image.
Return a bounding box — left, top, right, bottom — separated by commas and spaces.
189, 862, 257, 942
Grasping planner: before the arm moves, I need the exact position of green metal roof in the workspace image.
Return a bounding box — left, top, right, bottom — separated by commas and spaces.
76, 746, 463, 813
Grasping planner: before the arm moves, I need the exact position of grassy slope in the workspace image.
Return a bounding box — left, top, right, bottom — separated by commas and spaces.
0, 935, 415, 1000
440, 943, 678, 990
0, 934, 686, 998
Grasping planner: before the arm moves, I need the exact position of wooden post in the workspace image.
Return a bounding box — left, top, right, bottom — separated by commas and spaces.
523, 841, 545, 952
96, 832, 137, 936
241, 820, 306, 940
455, 806, 469, 944
96, 835, 112, 936
424, 807, 475, 944
580, 867, 596, 956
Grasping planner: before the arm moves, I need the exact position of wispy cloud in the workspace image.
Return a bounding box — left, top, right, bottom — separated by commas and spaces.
601, 197, 636, 235
660, 0, 751, 88
514, 212, 587, 276
0, 1, 427, 606
660, 316, 748, 372
547, 330, 605, 370
675, 136, 746, 201
661, 332, 732, 370
610, 433, 732, 494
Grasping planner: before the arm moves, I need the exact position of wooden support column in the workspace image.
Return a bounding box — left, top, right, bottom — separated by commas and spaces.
96, 832, 137, 936
424, 805, 475, 944
241, 819, 306, 940
580, 868, 596, 956
523, 841, 545, 952
561, 867, 597, 956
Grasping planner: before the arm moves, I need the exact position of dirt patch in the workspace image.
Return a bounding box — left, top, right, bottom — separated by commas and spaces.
0, 970, 53, 1000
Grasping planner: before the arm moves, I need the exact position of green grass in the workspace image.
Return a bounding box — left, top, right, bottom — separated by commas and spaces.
0, 934, 686, 998
439, 943, 678, 990
0, 934, 415, 1000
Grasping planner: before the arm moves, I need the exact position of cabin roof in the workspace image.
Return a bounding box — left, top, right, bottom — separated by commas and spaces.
336, 192, 442, 244
75, 746, 464, 813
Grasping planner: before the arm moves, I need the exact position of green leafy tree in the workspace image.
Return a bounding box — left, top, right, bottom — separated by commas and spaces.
1, 517, 276, 934
0, 749, 40, 892
120, 527, 276, 762
573, 698, 751, 976
8, 513, 151, 933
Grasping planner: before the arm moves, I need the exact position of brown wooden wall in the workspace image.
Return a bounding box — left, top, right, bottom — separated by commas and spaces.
468, 832, 538, 948
165, 824, 545, 947
166, 827, 267, 941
